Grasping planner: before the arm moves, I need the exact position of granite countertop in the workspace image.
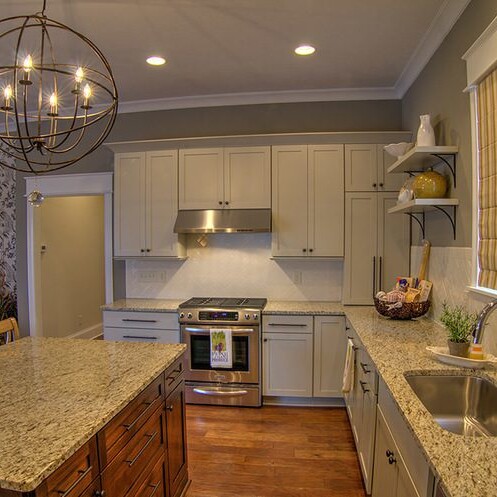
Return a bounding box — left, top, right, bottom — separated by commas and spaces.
0, 337, 186, 492
101, 298, 183, 312
264, 300, 345, 315
344, 307, 497, 497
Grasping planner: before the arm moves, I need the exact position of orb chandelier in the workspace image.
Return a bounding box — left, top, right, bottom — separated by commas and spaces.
0, 0, 118, 174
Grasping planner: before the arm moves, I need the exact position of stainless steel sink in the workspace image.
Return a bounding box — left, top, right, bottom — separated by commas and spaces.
405, 374, 497, 437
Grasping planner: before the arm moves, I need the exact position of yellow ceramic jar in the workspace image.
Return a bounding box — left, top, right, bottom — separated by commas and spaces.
412, 171, 447, 198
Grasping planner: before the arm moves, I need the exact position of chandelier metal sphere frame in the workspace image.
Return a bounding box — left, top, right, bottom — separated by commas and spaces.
0, 0, 118, 174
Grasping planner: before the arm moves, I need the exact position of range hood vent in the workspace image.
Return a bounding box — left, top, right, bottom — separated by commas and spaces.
174, 209, 272, 234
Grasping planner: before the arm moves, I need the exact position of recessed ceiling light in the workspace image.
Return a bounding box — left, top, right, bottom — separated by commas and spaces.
146, 56, 166, 66
294, 45, 316, 56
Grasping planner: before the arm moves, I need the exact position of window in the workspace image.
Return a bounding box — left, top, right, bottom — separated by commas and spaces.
463, 16, 497, 296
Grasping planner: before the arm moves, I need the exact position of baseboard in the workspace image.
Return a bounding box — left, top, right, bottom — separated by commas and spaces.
263, 396, 345, 407
66, 323, 103, 340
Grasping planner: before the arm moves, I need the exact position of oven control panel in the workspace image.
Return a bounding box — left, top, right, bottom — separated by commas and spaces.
199, 311, 239, 321
178, 308, 261, 325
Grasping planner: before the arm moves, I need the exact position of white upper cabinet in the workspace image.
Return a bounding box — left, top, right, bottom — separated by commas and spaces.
345, 144, 406, 192
114, 150, 185, 258
179, 146, 270, 210
272, 144, 345, 257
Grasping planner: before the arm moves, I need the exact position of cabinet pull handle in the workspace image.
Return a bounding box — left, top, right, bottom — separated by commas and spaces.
122, 335, 158, 340
359, 380, 370, 393
360, 362, 371, 374
126, 431, 157, 467
379, 256, 383, 292
123, 400, 154, 431
57, 466, 92, 497
372, 256, 376, 298
147, 482, 161, 497
166, 365, 183, 384
267, 323, 307, 327
122, 318, 158, 323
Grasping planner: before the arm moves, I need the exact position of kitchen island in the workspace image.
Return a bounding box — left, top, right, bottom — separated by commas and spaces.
0, 337, 188, 497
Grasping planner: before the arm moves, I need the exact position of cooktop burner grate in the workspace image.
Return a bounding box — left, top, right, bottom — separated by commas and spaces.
179, 297, 267, 309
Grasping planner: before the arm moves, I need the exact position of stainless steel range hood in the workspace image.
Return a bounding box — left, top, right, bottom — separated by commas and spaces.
174, 209, 272, 234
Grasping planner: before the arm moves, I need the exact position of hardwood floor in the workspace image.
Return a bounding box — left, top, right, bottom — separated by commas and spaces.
185, 405, 367, 497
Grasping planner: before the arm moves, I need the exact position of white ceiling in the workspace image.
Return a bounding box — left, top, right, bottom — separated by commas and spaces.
0, 0, 471, 112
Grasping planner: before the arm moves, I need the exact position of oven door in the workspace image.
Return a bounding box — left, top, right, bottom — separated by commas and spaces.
181, 325, 260, 384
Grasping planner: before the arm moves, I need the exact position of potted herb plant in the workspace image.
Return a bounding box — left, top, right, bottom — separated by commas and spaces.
439, 302, 477, 357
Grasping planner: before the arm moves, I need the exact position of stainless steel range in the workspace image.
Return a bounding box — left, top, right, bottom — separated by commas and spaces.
179, 297, 267, 407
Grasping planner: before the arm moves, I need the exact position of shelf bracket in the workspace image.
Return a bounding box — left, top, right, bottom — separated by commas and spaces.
431, 153, 457, 187
433, 205, 457, 240
405, 212, 425, 239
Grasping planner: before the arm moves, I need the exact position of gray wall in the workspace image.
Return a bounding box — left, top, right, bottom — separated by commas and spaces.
16, 99, 402, 334
402, 0, 497, 247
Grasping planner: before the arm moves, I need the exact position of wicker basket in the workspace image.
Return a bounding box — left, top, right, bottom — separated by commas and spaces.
374, 298, 430, 320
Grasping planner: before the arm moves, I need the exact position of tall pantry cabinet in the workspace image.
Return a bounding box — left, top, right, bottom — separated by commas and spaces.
343, 145, 410, 304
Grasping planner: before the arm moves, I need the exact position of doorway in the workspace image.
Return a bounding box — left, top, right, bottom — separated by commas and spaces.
26, 173, 113, 337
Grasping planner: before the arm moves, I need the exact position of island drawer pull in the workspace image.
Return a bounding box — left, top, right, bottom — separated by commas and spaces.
359, 380, 370, 393
360, 362, 371, 374
122, 318, 158, 323
148, 481, 161, 497
267, 323, 307, 327
122, 401, 153, 431
126, 432, 157, 467
166, 365, 183, 383
122, 335, 158, 340
56, 465, 92, 497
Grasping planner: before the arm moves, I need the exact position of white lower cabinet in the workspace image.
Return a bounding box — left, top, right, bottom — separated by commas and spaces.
102, 311, 180, 344
262, 314, 347, 399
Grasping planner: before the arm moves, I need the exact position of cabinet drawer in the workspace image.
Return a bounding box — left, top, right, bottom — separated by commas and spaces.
125, 451, 165, 497
103, 327, 180, 344
102, 404, 165, 497
103, 311, 178, 330
262, 315, 313, 333
165, 357, 185, 397
79, 477, 102, 497
43, 438, 99, 497
98, 375, 164, 468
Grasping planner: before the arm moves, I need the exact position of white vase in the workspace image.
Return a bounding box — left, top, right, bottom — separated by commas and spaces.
416, 114, 436, 147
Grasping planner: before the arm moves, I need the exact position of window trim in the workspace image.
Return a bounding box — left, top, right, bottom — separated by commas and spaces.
463, 15, 497, 297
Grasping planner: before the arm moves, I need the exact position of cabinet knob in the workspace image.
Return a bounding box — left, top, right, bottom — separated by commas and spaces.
386, 450, 394, 458
263, 338, 268, 342
140, 249, 145, 253
225, 201, 229, 205
372, 183, 377, 188
218, 201, 223, 205
309, 248, 313, 253
303, 248, 307, 253
94, 491, 106, 497
388, 455, 396, 465
379, 182, 384, 187
166, 405, 174, 412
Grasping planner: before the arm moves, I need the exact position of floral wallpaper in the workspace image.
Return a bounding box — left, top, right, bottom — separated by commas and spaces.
0, 148, 16, 293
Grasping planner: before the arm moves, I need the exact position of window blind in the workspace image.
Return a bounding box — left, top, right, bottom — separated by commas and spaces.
477, 68, 497, 290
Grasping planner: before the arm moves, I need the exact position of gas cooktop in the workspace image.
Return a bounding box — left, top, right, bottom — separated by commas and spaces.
178, 297, 267, 309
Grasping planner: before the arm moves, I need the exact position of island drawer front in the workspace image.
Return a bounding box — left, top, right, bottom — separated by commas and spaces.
98, 375, 164, 468
104, 327, 180, 344
262, 315, 313, 333
78, 477, 102, 497
165, 357, 185, 397
103, 311, 178, 330
43, 437, 99, 497
126, 451, 165, 497
102, 405, 165, 497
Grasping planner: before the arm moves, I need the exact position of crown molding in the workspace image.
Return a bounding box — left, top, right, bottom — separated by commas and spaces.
117, 86, 398, 114
395, 0, 471, 98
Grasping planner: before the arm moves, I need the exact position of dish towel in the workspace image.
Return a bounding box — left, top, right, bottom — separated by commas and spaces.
210, 329, 233, 368
342, 338, 355, 393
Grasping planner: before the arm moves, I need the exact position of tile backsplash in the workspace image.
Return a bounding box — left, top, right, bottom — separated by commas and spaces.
126, 233, 343, 301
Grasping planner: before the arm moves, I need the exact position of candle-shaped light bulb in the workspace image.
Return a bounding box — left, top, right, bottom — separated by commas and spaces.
75, 67, 84, 83
83, 84, 91, 99
48, 92, 58, 116
23, 55, 33, 72
2, 85, 12, 110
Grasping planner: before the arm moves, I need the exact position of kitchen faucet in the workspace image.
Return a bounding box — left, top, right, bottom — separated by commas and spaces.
473, 298, 497, 344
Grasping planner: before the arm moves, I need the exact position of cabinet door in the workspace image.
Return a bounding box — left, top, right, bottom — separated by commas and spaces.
165, 383, 188, 497
313, 316, 347, 397
345, 144, 378, 192
358, 382, 377, 494
372, 409, 397, 497
147, 150, 185, 257
114, 153, 146, 257
377, 193, 410, 293
224, 146, 271, 208
377, 144, 407, 192
343, 193, 378, 304
271, 146, 309, 256
397, 459, 422, 497
263, 332, 313, 397
178, 148, 224, 209
308, 145, 345, 257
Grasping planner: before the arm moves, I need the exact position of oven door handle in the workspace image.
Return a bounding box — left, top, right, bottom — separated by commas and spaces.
184, 327, 255, 333
193, 387, 249, 397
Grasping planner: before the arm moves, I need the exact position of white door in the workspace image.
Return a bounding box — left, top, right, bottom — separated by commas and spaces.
271, 145, 308, 256
372, 409, 397, 497
178, 148, 224, 209
224, 147, 271, 208
263, 332, 313, 397
345, 144, 378, 192
313, 316, 347, 397
146, 150, 183, 257
114, 153, 146, 257
308, 145, 345, 257
343, 193, 378, 304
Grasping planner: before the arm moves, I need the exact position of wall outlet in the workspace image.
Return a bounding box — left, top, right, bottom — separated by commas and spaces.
138, 270, 167, 283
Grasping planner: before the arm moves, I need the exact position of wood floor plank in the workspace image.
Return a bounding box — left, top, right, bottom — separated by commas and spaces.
185, 404, 367, 497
